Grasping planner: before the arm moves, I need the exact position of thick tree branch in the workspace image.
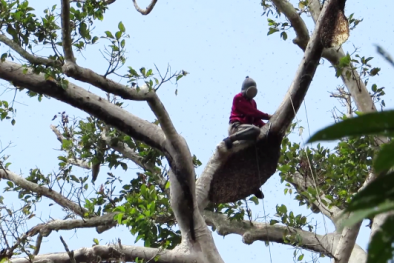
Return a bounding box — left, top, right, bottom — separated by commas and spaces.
60, 0, 76, 63
11, 244, 195, 263
0, 35, 62, 67
270, 0, 310, 48
132, 0, 158, 15
0, 169, 87, 217
24, 214, 117, 239
203, 211, 366, 262
0, 61, 166, 151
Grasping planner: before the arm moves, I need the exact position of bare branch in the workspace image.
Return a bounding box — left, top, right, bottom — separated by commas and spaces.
5, 213, 118, 259
63, 61, 157, 100
0, 35, 62, 67
59, 236, 77, 263
0, 60, 166, 151
132, 0, 158, 15
50, 125, 65, 143
33, 234, 43, 255
60, 0, 76, 63
0, 169, 87, 217
203, 211, 366, 261
11, 244, 195, 263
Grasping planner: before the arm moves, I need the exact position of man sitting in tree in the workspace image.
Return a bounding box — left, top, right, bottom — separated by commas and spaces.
222, 76, 272, 199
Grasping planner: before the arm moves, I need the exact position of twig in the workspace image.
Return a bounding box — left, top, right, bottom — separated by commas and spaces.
0, 35, 62, 67
60, 236, 77, 263
0, 224, 10, 249
33, 233, 43, 255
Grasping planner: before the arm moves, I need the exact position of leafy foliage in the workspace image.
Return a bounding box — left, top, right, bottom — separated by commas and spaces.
308, 109, 394, 263
278, 122, 374, 212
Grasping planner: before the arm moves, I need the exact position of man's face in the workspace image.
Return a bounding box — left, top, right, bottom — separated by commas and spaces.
244, 86, 257, 99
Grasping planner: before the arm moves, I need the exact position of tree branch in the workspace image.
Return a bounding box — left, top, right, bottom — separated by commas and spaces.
132, 0, 158, 15
60, 0, 156, 101
270, 0, 310, 49
60, 0, 76, 63
0, 60, 166, 151
11, 244, 195, 263
59, 1, 197, 241
307, 0, 392, 256
0, 35, 62, 67
203, 211, 366, 262
307, 0, 376, 113
0, 169, 87, 217
101, 131, 157, 172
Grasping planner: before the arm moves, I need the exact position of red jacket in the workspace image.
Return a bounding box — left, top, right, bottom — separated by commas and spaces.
229, 93, 270, 128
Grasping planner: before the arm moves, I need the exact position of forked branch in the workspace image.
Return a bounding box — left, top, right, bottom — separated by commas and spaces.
132, 0, 158, 15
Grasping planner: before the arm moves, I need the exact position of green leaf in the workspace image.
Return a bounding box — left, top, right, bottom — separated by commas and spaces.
366, 215, 394, 263
118, 21, 125, 32
7, 181, 14, 188
307, 110, 394, 143
344, 172, 394, 213
62, 139, 72, 149
79, 22, 89, 39
176, 75, 183, 81
115, 31, 122, 40
267, 27, 279, 35
342, 201, 394, 229
339, 54, 351, 66
373, 140, 394, 173
248, 196, 259, 205
116, 212, 124, 224
93, 238, 99, 245
140, 67, 146, 77
281, 31, 287, 40
105, 31, 114, 39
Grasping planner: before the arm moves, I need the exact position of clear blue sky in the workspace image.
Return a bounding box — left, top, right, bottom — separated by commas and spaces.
1, 0, 394, 262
